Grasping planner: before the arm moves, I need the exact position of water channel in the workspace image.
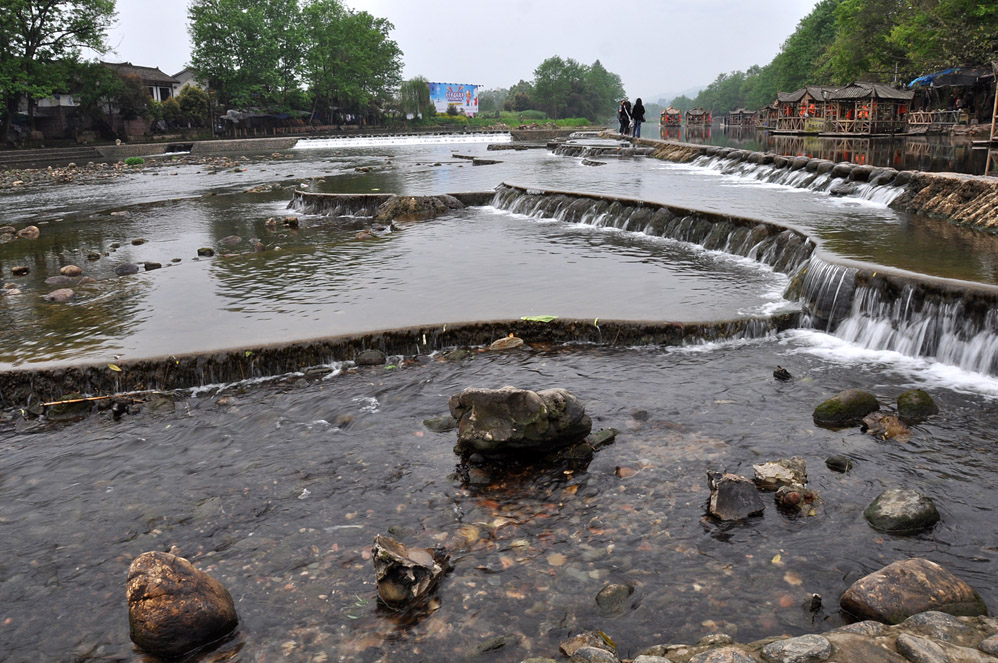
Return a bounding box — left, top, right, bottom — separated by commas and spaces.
1, 133, 997, 662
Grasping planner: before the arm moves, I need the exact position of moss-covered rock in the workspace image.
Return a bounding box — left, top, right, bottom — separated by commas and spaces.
813, 389, 879, 428
897, 389, 939, 423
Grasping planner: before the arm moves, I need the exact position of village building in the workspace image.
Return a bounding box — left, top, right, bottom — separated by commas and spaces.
660, 106, 681, 127
725, 108, 756, 128
685, 108, 711, 128
773, 86, 838, 134
823, 82, 913, 136
102, 62, 181, 102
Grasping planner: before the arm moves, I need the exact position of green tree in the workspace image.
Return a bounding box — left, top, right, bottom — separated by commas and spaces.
820, 0, 908, 83
533, 56, 572, 119
302, 0, 402, 123
889, 0, 998, 72
188, 0, 302, 108
0, 0, 116, 142
398, 76, 430, 117
177, 83, 209, 127
478, 87, 507, 113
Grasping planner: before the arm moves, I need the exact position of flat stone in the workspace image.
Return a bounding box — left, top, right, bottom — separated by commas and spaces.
901, 611, 974, 642
840, 558, 988, 624
761, 634, 831, 663
830, 620, 890, 637
633, 657, 672, 663
864, 489, 940, 533
822, 633, 907, 663
355, 349, 386, 366
43, 288, 75, 303
561, 632, 616, 658
595, 582, 634, 616
114, 263, 140, 276
825, 455, 853, 473
570, 647, 620, 663
708, 472, 765, 520
689, 646, 757, 663
753, 456, 807, 490
980, 634, 998, 656
896, 633, 947, 663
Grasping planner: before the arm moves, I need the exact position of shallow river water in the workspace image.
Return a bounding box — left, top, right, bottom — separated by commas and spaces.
2, 135, 998, 662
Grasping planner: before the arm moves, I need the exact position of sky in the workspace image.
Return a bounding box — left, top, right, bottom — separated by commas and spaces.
103, 0, 819, 101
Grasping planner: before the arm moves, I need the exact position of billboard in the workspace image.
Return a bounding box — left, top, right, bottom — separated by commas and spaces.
429, 82, 479, 116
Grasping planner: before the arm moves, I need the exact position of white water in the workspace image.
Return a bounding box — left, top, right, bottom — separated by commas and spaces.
293, 132, 511, 149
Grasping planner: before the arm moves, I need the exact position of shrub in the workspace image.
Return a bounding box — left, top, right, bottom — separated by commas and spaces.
445, 103, 460, 116
125, 157, 145, 166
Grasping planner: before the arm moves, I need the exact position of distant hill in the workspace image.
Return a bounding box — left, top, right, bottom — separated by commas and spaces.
653, 85, 706, 106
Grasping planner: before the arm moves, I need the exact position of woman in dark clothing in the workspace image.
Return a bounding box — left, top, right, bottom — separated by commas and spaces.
618, 100, 631, 135
631, 98, 646, 138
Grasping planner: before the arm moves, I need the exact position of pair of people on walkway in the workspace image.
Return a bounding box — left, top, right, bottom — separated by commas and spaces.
617, 98, 646, 138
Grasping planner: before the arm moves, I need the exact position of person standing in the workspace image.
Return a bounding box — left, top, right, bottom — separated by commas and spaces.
618, 100, 631, 135
631, 98, 646, 138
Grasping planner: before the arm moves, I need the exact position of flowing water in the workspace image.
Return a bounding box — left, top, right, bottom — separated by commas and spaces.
2, 135, 998, 662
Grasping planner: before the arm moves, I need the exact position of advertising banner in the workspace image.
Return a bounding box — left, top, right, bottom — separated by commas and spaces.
429, 82, 479, 116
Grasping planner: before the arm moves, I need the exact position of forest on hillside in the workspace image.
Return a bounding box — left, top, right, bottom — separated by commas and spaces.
669, 0, 998, 114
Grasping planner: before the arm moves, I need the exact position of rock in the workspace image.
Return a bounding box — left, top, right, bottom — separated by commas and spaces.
980, 634, 998, 656
774, 365, 792, 381
895, 633, 947, 663
813, 389, 879, 428
114, 263, 140, 276
43, 288, 75, 303
449, 385, 592, 459
560, 632, 617, 658
595, 582, 635, 616
264, 217, 278, 230
490, 333, 524, 351
901, 611, 974, 642
633, 657, 671, 663
823, 632, 907, 663
829, 181, 859, 197
753, 456, 807, 490
689, 647, 757, 663
78, 276, 96, 285
143, 262, 162, 271
127, 551, 238, 658
476, 634, 521, 654
11, 265, 30, 276
219, 235, 242, 245
570, 647, 620, 663
47, 393, 90, 420
761, 634, 831, 663
59, 265, 82, 277
197, 247, 215, 257
849, 165, 875, 182
0, 225, 14, 233
708, 472, 765, 521
355, 349, 386, 365
283, 216, 299, 228
374, 194, 464, 223
840, 558, 987, 623
864, 488, 940, 533
444, 348, 472, 361
423, 414, 458, 433
45, 275, 73, 286
131, 238, 146, 246
825, 455, 853, 473
861, 412, 911, 441
86, 252, 101, 261
372, 534, 447, 609
17, 225, 40, 239
776, 484, 819, 514
897, 389, 938, 423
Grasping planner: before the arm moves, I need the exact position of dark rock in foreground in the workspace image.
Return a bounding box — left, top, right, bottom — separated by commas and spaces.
708, 472, 765, 521
449, 385, 592, 458
375, 194, 464, 222
897, 388, 939, 423
840, 558, 987, 624
813, 389, 879, 428
372, 534, 447, 609
127, 551, 238, 658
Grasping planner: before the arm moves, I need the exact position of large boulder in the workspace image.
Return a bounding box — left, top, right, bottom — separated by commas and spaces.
708, 472, 765, 521
813, 389, 879, 428
864, 488, 939, 533
840, 558, 987, 624
449, 386, 592, 458
375, 194, 464, 223
127, 551, 238, 658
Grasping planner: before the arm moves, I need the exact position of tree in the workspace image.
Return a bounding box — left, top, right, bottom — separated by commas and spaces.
188, 0, 302, 108
398, 76, 429, 118
302, 0, 402, 122
0, 0, 116, 142
478, 87, 507, 113
177, 84, 209, 127
533, 56, 572, 119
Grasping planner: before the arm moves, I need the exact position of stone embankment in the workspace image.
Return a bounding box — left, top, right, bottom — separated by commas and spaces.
602, 132, 998, 231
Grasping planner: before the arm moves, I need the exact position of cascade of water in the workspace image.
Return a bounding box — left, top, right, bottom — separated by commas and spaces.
490, 184, 815, 275
293, 132, 511, 149
795, 256, 998, 376
688, 154, 906, 205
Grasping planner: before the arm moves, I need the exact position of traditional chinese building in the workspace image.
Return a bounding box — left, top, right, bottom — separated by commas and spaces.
824, 82, 913, 136
685, 108, 711, 127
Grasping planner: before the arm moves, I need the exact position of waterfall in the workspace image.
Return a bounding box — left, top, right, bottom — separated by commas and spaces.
490, 183, 815, 275
293, 131, 511, 149
794, 256, 998, 376
686, 153, 907, 205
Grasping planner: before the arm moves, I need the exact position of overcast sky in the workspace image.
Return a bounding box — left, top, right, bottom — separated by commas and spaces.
104, 0, 819, 101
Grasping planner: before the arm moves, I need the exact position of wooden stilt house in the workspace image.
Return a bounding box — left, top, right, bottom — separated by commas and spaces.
660, 106, 682, 127
756, 102, 777, 129
686, 108, 711, 128
824, 83, 913, 135
774, 86, 838, 133
726, 108, 756, 127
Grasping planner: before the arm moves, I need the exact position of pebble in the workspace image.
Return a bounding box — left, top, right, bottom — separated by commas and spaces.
114, 263, 140, 276
60, 265, 82, 277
